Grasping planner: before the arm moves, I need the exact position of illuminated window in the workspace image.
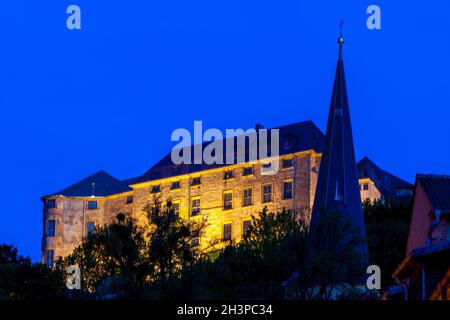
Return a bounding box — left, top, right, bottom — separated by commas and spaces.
126, 195, 133, 204
191, 177, 201, 186
283, 180, 293, 199
191, 198, 201, 216
87, 200, 97, 210
262, 184, 273, 203
46, 220, 56, 237
87, 222, 95, 236
46, 199, 56, 208
223, 191, 233, 210
243, 187, 253, 207
363, 183, 369, 190
223, 223, 232, 241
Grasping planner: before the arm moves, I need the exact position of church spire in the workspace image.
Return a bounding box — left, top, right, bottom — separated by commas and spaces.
309, 30, 369, 280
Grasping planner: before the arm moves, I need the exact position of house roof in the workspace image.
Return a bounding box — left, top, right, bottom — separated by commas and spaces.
357, 156, 412, 198
44, 170, 136, 198
133, 120, 325, 185
417, 174, 450, 212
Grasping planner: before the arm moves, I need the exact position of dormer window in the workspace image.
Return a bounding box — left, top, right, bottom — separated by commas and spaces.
191, 177, 201, 186
243, 166, 254, 176
224, 170, 234, 180
151, 185, 161, 193
282, 158, 293, 169
171, 181, 181, 190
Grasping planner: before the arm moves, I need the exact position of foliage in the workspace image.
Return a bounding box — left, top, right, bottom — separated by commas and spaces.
363, 199, 412, 289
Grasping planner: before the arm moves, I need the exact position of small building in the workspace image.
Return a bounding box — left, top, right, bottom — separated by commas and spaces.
385, 174, 450, 300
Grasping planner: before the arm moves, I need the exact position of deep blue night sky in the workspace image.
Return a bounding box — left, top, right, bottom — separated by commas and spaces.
0, 1, 449, 261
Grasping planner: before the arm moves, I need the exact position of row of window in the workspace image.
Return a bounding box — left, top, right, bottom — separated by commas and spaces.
45, 220, 95, 238
46, 199, 100, 210
149, 159, 294, 194
189, 181, 293, 216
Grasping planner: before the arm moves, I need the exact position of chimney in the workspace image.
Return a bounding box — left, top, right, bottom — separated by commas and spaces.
256, 123, 264, 132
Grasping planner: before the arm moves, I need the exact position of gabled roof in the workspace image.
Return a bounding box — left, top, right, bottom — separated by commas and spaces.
44, 170, 135, 198
357, 156, 412, 198
417, 174, 450, 212
133, 120, 325, 185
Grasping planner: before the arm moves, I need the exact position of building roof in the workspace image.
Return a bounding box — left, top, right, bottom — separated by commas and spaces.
44, 170, 136, 198
417, 174, 450, 212
357, 156, 412, 198
133, 120, 325, 185
309, 38, 369, 271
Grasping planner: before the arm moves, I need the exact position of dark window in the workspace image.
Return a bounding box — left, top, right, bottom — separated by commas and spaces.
243, 220, 251, 236
262, 184, 273, 203
126, 195, 133, 204
262, 162, 272, 169
191, 230, 199, 247
46, 199, 56, 208
223, 223, 232, 241
283, 181, 293, 199
191, 198, 200, 216
171, 181, 181, 190
173, 202, 180, 215
191, 177, 201, 186
224, 170, 234, 180
243, 187, 252, 207
282, 158, 294, 168
223, 192, 233, 210
151, 185, 161, 193
87, 201, 97, 210
363, 183, 369, 190
87, 222, 95, 236
46, 250, 54, 267
243, 166, 254, 176
46, 220, 56, 237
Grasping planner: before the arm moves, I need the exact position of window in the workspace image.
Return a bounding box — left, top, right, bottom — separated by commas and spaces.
262, 184, 273, 203
282, 158, 294, 169
46, 220, 56, 237
46, 199, 56, 208
363, 184, 369, 190
172, 202, 180, 215
223, 223, 232, 241
283, 180, 293, 199
126, 195, 133, 204
171, 181, 181, 190
243, 187, 253, 207
262, 162, 272, 169
191, 198, 200, 216
151, 185, 161, 193
243, 166, 254, 176
191, 177, 201, 186
223, 191, 233, 210
224, 170, 234, 180
46, 250, 54, 267
191, 230, 200, 247
87, 222, 95, 236
87, 200, 97, 210
243, 220, 251, 236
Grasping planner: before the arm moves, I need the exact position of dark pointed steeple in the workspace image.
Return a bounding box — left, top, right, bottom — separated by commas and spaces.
309, 32, 369, 278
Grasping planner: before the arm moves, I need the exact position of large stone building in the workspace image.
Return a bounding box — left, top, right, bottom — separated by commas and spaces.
40, 41, 411, 266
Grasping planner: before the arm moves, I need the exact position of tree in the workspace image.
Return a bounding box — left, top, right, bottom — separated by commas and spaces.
142, 198, 207, 298
56, 216, 149, 297
363, 199, 411, 289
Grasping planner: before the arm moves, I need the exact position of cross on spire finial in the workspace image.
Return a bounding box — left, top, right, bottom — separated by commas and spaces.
338, 19, 344, 46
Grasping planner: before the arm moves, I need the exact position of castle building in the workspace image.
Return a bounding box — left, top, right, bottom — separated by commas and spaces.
40, 46, 410, 267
